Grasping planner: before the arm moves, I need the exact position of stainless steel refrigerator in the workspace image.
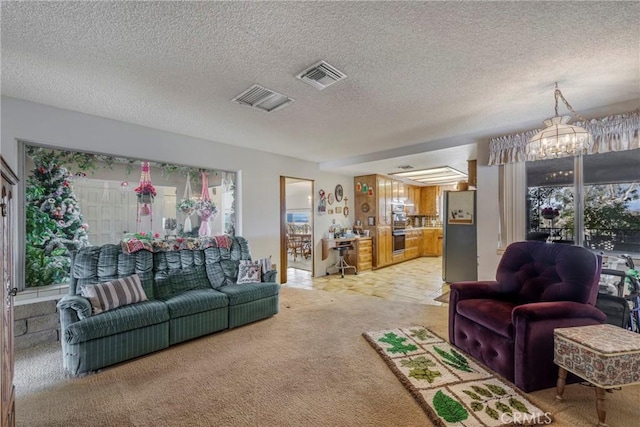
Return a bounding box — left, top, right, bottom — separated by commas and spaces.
442, 190, 477, 283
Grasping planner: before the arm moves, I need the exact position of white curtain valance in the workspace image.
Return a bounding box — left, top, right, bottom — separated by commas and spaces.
488, 109, 640, 165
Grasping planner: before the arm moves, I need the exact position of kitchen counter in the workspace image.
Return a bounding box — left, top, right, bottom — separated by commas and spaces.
405, 226, 442, 230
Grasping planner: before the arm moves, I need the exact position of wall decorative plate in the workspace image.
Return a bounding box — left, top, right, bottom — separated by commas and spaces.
335, 184, 344, 202
361, 202, 370, 213
356, 182, 362, 192
327, 193, 335, 205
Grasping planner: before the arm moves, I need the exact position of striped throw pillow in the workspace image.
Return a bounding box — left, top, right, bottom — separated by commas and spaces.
81, 274, 148, 314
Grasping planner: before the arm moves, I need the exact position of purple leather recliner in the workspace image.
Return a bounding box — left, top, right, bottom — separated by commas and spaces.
448, 241, 606, 392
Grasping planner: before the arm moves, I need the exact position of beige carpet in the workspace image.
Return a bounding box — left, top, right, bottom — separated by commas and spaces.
15, 287, 640, 426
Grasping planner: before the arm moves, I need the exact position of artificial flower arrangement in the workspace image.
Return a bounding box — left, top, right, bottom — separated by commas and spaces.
196, 199, 218, 219
541, 207, 560, 218
177, 198, 197, 216
134, 182, 157, 197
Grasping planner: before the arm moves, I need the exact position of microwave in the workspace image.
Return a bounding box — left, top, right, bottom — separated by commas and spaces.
392, 203, 405, 213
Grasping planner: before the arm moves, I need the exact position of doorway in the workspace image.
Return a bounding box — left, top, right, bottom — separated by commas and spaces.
280, 177, 314, 284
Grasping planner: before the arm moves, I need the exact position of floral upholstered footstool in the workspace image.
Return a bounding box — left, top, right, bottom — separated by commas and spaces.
554, 324, 640, 427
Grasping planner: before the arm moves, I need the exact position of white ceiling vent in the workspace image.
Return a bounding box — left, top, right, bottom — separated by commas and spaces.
297, 60, 347, 90
231, 84, 294, 112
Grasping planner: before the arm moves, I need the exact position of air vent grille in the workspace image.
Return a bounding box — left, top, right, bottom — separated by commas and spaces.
297, 60, 347, 90
231, 84, 294, 112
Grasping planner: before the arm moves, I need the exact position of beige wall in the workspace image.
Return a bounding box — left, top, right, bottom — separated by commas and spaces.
1, 96, 354, 281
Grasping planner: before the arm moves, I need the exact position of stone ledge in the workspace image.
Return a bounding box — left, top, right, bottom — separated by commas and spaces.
14, 300, 58, 320
28, 313, 60, 333
15, 329, 58, 351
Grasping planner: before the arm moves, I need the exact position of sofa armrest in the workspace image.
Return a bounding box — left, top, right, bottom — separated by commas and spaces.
57, 295, 92, 322
512, 301, 606, 323
262, 269, 278, 283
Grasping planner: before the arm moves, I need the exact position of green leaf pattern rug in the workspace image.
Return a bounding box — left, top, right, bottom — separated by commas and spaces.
363, 327, 551, 426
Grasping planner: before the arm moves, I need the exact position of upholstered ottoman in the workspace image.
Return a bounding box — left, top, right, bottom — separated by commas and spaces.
554, 324, 640, 426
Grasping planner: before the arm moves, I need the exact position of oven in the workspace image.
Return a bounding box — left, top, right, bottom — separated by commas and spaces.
392, 229, 405, 253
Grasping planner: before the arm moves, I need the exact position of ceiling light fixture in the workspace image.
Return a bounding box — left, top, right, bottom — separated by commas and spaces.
390, 166, 467, 186
526, 83, 593, 161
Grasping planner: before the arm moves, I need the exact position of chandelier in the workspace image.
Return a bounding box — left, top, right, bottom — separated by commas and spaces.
526, 83, 593, 161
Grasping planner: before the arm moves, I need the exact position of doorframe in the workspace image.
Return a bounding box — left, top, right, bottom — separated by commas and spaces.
280, 176, 314, 284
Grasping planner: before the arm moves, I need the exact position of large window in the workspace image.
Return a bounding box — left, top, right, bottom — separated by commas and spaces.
22, 144, 237, 288
526, 149, 640, 252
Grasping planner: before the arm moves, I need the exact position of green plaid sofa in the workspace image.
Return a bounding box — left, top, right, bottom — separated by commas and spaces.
57, 236, 279, 375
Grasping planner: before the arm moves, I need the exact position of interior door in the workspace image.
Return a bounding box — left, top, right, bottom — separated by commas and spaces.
1, 157, 18, 427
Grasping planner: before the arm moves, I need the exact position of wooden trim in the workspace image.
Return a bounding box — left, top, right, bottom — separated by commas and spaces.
1, 157, 19, 185
280, 176, 287, 284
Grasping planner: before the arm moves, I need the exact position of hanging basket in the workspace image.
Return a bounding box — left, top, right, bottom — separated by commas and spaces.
138, 192, 154, 204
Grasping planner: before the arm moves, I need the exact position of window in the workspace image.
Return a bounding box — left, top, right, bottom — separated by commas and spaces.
21, 143, 237, 288
286, 211, 310, 224
526, 149, 640, 252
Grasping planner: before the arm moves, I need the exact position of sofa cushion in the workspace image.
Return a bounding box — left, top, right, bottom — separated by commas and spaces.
218, 282, 280, 305
154, 250, 210, 297
81, 274, 148, 314
158, 289, 229, 318
204, 237, 252, 288
72, 244, 155, 299
456, 299, 515, 339
64, 300, 169, 344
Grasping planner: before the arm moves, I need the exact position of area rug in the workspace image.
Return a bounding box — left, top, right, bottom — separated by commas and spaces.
434, 291, 450, 304
363, 326, 552, 427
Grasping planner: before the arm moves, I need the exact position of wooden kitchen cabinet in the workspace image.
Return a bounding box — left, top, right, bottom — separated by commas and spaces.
420, 186, 438, 215
356, 238, 373, 272
407, 185, 421, 215
404, 229, 421, 260
375, 226, 392, 267
377, 176, 388, 225
421, 228, 443, 256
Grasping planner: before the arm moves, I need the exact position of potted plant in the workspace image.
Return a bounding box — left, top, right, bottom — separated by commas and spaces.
135, 182, 157, 204
541, 207, 560, 220
177, 198, 197, 216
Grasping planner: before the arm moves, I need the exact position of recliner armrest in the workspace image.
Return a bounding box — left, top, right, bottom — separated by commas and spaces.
512, 301, 606, 323
57, 295, 92, 321
450, 281, 506, 301
262, 270, 278, 283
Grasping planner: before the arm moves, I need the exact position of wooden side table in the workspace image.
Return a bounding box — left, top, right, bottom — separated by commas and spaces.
554, 324, 640, 427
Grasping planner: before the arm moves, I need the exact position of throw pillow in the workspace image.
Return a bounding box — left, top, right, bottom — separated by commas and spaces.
81, 274, 148, 314
241, 256, 272, 274
237, 261, 262, 284
257, 256, 272, 274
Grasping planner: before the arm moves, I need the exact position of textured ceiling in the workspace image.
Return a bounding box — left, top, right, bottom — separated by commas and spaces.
2, 1, 639, 177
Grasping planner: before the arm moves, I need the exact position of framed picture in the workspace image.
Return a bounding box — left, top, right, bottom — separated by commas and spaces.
335, 207, 342, 214
343, 207, 349, 216
327, 193, 335, 205
368, 216, 375, 226
335, 184, 344, 202
328, 208, 334, 214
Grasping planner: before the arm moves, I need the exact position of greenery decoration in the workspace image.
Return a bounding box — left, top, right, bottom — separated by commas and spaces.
432, 390, 469, 423
409, 328, 433, 341
508, 397, 531, 414
25, 150, 90, 286
400, 356, 442, 383
433, 346, 473, 372
177, 198, 197, 215
378, 332, 418, 354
